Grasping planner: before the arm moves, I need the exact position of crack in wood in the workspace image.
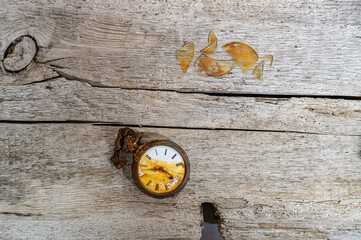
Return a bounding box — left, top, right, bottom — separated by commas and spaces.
0, 120, 359, 137
22, 75, 62, 85
0, 212, 42, 217
23, 70, 361, 101
54, 70, 99, 87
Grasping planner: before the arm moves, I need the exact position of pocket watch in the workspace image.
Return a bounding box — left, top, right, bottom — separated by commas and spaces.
110, 127, 190, 198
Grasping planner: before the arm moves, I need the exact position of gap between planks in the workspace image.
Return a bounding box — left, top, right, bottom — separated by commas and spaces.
0, 121, 359, 137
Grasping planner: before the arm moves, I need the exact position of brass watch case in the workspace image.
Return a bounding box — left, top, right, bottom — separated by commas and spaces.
132, 140, 190, 198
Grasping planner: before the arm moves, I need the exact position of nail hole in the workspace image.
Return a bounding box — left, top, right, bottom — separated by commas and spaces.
201, 202, 223, 240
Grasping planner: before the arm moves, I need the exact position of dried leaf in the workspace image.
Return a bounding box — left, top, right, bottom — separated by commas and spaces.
262, 55, 274, 66
195, 54, 236, 77
201, 31, 218, 54
223, 42, 259, 73
176, 42, 194, 73
252, 60, 265, 81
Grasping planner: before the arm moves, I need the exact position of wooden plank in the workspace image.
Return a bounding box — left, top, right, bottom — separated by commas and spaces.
1, 0, 360, 96
1, 78, 361, 135
0, 124, 360, 239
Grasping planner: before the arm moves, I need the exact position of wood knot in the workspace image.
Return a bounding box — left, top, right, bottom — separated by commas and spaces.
3, 35, 37, 72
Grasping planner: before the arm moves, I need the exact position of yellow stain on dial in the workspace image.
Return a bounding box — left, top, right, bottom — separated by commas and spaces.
138, 154, 186, 194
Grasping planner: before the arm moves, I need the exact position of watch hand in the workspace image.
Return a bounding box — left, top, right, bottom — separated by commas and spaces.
142, 158, 179, 178
159, 168, 176, 178
142, 167, 174, 178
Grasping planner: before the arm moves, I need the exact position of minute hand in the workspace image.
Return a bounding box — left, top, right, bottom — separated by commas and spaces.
162, 169, 175, 177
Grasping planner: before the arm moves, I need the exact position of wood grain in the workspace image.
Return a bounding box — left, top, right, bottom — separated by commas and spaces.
1, 78, 361, 135
1, 0, 361, 239
1, 124, 360, 239
0, 0, 360, 96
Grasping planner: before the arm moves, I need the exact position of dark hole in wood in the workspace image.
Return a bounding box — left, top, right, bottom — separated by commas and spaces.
201, 202, 223, 240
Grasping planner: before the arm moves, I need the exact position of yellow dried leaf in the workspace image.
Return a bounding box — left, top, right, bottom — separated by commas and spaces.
176, 42, 194, 73
262, 55, 274, 66
223, 42, 259, 73
195, 54, 236, 77
201, 31, 218, 54
252, 60, 265, 81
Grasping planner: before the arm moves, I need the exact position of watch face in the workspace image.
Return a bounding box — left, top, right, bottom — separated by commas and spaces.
132, 141, 190, 198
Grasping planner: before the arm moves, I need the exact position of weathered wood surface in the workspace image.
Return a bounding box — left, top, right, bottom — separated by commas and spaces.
1, 0, 361, 239
0, 0, 360, 96
1, 125, 361, 239
1, 78, 361, 135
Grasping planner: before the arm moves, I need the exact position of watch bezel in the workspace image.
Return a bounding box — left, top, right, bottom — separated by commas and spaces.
132, 140, 190, 198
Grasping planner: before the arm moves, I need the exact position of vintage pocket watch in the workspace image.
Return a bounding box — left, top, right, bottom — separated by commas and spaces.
110, 127, 190, 198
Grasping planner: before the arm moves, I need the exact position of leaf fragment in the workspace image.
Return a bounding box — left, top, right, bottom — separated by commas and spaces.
195, 54, 236, 77
262, 55, 274, 66
223, 42, 259, 73
252, 61, 265, 81
176, 42, 194, 73
201, 31, 218, 54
